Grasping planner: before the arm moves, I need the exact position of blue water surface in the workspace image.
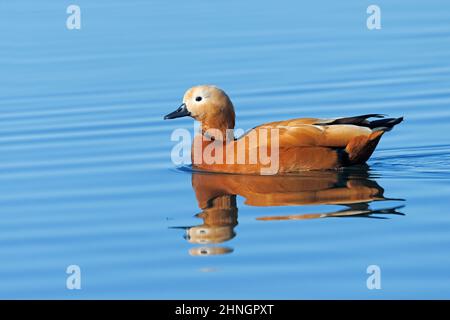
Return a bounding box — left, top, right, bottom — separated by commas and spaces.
0, 0, 450, 299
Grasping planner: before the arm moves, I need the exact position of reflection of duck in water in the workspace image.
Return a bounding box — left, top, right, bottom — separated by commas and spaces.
174, 167, 404, 256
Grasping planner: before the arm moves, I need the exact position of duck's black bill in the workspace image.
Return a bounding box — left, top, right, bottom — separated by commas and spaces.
164, 103, 191, 120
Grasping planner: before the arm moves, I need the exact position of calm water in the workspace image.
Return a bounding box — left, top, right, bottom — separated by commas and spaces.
1, 0, 450, 299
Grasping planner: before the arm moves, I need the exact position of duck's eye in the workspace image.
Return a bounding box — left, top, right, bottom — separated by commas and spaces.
195, 96, 202, 102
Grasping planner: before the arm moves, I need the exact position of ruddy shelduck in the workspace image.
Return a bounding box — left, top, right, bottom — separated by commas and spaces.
164, 85, 403, 174
173, 170, 403, 254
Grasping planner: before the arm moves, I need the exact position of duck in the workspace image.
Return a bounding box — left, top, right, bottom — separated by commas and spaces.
164, 85, 403, 174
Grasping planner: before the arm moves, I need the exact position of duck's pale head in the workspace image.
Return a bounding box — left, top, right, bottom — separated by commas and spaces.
164, 85, 235, 132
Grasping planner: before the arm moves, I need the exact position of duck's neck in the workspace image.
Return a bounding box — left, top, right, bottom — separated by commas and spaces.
200, 118, 235, 143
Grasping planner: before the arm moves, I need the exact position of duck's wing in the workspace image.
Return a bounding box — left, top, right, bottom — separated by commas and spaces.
252, 114, 403, 148
261, 114, 384, 127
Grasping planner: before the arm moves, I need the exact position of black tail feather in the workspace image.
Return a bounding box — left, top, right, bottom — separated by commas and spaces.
326, 114, 404, 130
329, 114, 386, 126
368, 117, 404, 129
